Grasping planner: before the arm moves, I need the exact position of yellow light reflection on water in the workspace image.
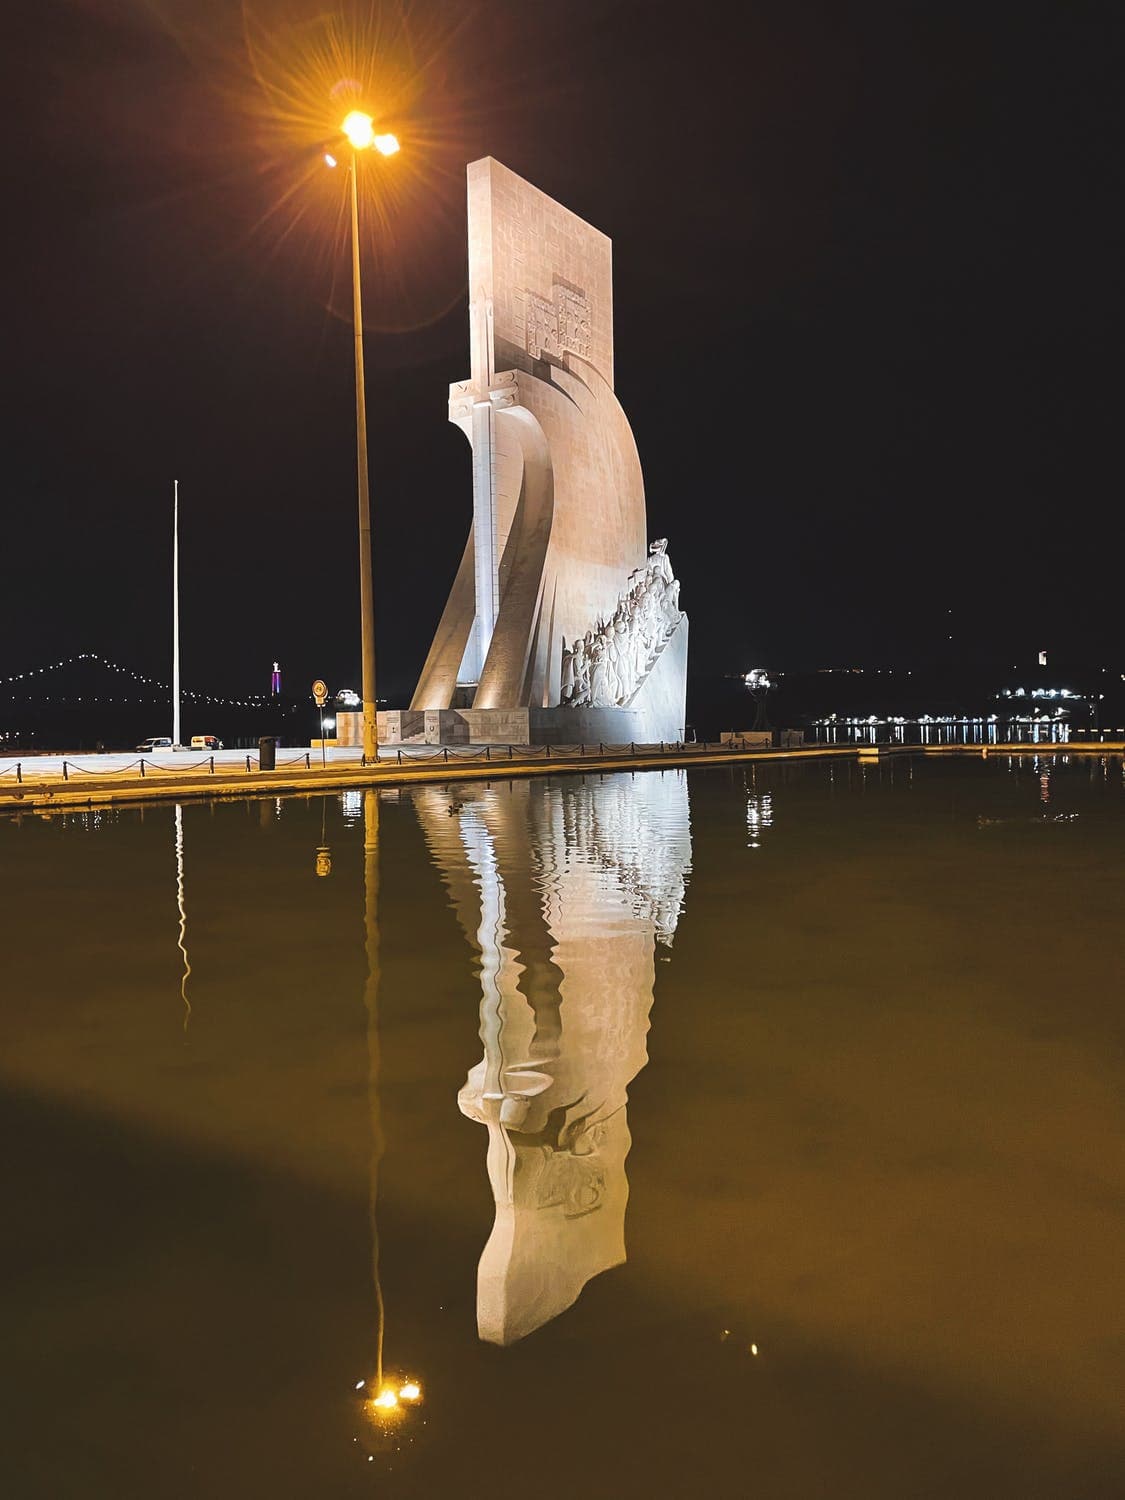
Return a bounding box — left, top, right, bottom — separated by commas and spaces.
357, 1374, 422, 1425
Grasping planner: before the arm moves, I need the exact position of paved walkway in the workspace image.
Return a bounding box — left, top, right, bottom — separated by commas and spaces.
2, 740, 1119, 813
1, 746, 367, 781
0, 739, 772, 784
0, 739, 843, 809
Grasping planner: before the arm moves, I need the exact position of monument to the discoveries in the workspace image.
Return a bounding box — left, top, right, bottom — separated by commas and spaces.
393, 158, 687, 746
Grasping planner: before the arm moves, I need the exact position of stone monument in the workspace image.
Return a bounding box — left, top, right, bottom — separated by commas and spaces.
395, 158, 688, 746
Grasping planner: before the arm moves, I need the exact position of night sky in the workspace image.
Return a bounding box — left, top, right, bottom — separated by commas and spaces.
4, 1, 1120, 705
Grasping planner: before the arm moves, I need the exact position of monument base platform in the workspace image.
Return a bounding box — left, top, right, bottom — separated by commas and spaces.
377, 706, 686, 748
386, 617, 689, 747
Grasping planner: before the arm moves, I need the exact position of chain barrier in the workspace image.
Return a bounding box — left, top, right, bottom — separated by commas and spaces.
58, 758, 146, 778
0, 737, 782, 791
55, 756, 225, 779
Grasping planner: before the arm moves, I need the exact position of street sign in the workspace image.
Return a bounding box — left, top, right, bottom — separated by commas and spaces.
312, 680, 328, 706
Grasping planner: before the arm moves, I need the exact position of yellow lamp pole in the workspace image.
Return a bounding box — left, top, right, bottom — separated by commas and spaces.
336, 113, 399, 762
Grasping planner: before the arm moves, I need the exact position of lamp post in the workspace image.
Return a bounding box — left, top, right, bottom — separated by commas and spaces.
172, 479, 181, 748
328, 112, 399, 763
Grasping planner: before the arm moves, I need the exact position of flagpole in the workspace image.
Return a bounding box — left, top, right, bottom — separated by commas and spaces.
172, 479, 181, 747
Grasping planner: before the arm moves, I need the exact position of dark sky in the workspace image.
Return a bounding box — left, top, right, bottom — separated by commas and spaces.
4, 0, 1120, 702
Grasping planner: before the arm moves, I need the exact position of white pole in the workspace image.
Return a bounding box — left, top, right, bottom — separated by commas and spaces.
172, 479, 181, 747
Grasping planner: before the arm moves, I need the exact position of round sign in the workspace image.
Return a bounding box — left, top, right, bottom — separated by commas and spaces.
312, 679, 328, 706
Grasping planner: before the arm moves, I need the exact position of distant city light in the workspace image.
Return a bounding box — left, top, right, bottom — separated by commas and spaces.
744, 668, 771, 690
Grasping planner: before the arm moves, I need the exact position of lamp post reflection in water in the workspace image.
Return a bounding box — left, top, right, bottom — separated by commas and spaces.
359, 788, 423, 1421
315, 795, 331, 877
414, 772, 692, 1345
174, 804, 191, 1034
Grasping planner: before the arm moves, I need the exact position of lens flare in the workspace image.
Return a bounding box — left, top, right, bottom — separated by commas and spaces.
238, 3, 474, 333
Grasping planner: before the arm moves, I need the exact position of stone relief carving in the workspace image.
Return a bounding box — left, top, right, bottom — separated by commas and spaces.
526, 284, 591, 363
560, 540, 684, 710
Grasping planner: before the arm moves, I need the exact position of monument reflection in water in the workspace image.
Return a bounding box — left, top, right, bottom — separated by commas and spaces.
413, 771, 692, 1344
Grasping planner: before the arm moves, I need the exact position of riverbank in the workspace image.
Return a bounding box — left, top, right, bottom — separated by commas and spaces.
2, 739, 1122, 812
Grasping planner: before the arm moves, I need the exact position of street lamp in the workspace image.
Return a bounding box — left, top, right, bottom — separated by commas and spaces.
327, 112, 400, 762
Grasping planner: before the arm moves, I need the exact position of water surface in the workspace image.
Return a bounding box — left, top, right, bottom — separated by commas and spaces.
1, 758, 1123, 1498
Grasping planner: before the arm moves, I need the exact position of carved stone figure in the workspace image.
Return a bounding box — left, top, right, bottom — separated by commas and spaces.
558, 541, 684, 709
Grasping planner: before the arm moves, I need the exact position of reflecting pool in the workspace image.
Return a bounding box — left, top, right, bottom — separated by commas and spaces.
1, 758, 1123, 1498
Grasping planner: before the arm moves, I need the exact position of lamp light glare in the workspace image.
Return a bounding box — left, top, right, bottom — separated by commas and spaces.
399, 1382, 421, 1401
373, 133, 400, 156
324, 153, 338, 168
341, 111, 375, 150
372, 1388, 398, 1410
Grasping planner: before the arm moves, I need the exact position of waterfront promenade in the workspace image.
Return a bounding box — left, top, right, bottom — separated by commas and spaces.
0, 740, 844, 810
1, 739, 1122, 812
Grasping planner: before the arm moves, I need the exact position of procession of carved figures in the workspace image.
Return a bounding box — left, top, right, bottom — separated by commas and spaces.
560, 540, 683, 709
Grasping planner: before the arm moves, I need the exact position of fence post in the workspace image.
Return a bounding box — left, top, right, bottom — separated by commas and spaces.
545, 744, 551, 758
245, 754, 251, 773
397, 749, 402, 765
210, 756, 215, 774
443, 747, 449, 762
305, 751, 310, 769
598, 742, 604, 754
509, 744, 514, 760
630, 741, 635, 755
660, 741, 665, 754
62, 760, 69, 781
140, 759, 145, 779
16, 763, 21, 784
485, 746, 490, 761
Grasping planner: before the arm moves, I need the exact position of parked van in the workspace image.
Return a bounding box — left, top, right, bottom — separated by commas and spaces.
189, 735, 224, 751
137, 736, 173, 752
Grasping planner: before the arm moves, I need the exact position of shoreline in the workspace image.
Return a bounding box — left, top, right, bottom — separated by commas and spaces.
2, 740, 1122, 813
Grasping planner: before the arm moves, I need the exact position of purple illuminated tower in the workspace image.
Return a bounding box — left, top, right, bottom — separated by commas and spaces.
271, 661, 281, 696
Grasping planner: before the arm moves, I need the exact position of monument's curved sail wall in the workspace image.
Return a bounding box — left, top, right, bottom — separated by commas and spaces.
410, 160, 687, 742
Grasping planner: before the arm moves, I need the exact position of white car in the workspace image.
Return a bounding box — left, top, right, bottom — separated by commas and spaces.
136, 737, 173, 752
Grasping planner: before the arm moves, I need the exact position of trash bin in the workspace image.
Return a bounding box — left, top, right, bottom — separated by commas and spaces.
259, 735, 277, 771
